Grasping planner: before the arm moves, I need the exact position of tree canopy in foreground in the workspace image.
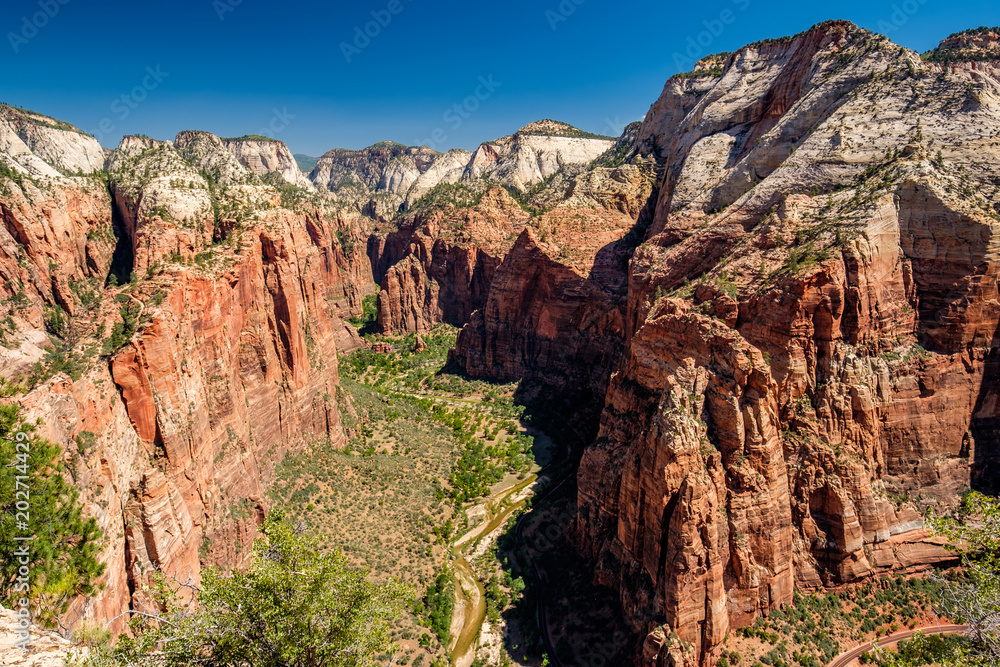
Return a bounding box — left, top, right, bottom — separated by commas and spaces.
870, 491, 1000, 667
92, 510, 407, 667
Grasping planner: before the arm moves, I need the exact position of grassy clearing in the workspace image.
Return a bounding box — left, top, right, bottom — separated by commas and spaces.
268, 324, 541, 667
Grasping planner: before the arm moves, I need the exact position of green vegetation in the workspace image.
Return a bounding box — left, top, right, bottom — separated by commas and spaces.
423, 568, 455, 645
261, 171, 314, 209
729, 575, 956, 667
347, 289, 380, 334
0, 102, 88, 135
672, 67, 725, 79
862, 634, 971, 667
0, 405, 105, 628
102, 300, 141, 356
91, 510, 406, 667
921, 491, 1000, 666
367, 140, 411, 151
222, 134, 280, 142
0, 159, 35, 194
409, 182, 485, 213
591, 121, 643, 169
273, 324, 535, 665
922, 27, 1000, 63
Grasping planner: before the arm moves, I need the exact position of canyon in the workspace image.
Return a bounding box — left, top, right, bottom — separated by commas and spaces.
1, 20, 999, 667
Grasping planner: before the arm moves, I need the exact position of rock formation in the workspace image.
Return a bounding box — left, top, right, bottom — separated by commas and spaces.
4, 21, 1000, 667
223, 135, 315, 190
464, 120, 616, 192
0, 113, 374, 634
448, 20, 1000, 667
0, 104, 105, 175
309, 121, 617, 222
372, 187, 528, 334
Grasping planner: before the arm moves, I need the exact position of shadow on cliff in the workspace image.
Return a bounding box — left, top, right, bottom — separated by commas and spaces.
491, 414, 637, 667
971, 347, 1000, 494
106, 185, 134, 286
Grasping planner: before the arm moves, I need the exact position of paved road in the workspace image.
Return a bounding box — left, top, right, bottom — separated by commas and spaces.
828, 624, 969, 667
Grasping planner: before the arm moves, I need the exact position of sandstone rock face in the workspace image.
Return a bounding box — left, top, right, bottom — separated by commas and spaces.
175, 131, 260, 186
464, 121, 615, 192
106, 137, 217, 274
450, 228, 625, 425
310, 143, 470, 216
310, 121, 616, 219
372, 187, 529, 334
0, 607, 87, 666
926, 26, 1000, 62
568, 21, 1000, 666
0, 104, 105, 175
224, 136, 314, 190
1, 123, 374, 636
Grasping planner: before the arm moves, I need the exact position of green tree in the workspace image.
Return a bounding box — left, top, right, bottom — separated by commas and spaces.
95, 510, 407, 666
930, 491, 1000, 667
0, 404, 105, 628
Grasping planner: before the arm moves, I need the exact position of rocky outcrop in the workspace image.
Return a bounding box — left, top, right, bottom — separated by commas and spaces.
0, 121, 374, 636
569, 21, 1000, 667
310, 143, 470, 216
223, 136, 314, 190
0, 104, 105, 175
175, 131, 260, 186
0, 607, 86, 666
450, 228, 625, 425
311, 121, 617, 218
0, 174, 114, 376
924, 26, 1000, 62
464, 121, 615, 192
372, 187, 529, 334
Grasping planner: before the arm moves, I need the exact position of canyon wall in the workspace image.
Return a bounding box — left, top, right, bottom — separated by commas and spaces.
1, 126, 374, 633
448, 21, 1000, 667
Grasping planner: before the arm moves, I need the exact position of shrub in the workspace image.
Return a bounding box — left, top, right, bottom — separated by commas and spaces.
91, 510, 406, 666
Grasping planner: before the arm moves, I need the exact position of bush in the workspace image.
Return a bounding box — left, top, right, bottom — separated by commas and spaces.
92, 510, 406, 666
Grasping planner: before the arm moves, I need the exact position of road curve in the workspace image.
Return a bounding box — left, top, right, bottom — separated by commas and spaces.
828, 624, 969, 667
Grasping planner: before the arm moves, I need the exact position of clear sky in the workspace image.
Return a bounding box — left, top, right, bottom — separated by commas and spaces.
0, 0, 996, 156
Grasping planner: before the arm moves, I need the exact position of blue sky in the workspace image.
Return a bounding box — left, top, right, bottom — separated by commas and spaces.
0, 0, 996, 155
